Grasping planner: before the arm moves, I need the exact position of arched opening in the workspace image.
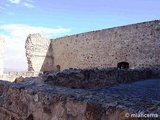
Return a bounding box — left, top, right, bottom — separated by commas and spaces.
56, 65, 61, 72
117, 62, 129, 69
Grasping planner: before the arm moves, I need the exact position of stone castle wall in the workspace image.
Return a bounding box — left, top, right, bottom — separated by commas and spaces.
0, 36, 4, 75
25, 20, 160, 72
51, 20, 160, 71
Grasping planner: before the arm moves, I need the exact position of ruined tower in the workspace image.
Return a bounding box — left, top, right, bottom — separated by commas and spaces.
25, 34, 53, 72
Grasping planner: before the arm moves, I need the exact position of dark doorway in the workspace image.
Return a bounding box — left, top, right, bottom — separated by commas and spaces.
117, 62, 129, 69
56, 65, 61, 72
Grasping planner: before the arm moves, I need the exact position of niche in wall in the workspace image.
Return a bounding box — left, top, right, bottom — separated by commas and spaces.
117, 62, 129, 69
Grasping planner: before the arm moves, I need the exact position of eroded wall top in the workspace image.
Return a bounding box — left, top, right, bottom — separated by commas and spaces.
25, 34, 53, 72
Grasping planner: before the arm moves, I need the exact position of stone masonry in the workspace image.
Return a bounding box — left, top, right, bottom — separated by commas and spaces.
0, 19, 160, 119
43, 68, 160, 89
25, 20, 160, 72
0, 68, 160, 120
25, 34, 53, 72
0, 36, 4, 75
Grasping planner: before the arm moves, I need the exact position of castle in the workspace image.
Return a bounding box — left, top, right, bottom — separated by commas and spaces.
0, 20, 160, 80
0, 20, 160, 120
26, 20, 160, 72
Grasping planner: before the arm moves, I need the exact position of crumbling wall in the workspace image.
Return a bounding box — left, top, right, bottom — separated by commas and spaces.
52, 20, 160, 71
0, 36, 4, 75
25, 34, 53, 72
44, 68, 160, 89
0, 78, 159, 120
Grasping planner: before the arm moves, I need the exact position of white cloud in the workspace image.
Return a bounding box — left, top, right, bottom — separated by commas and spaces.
23, 2, 34, 8
7, 0, 34, 8
0, 24, 70, 37
8, 0, 21, 4
0, 24, 70, 70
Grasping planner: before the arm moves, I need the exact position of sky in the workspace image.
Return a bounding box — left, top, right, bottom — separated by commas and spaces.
0, 0, 160, 71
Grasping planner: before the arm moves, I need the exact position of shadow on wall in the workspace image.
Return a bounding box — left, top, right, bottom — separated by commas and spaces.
40, 42, 54, 72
